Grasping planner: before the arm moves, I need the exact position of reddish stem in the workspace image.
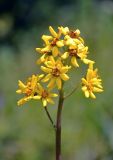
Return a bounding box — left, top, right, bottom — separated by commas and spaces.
56, 89, 64, 160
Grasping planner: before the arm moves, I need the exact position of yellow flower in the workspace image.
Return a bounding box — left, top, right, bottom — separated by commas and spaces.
58, 26, 69, 35
81, 64, 103, 99
33, 83, 58, 107
41, 56, 71, 90
58, 26, 81, 38
61, 40, 89, 67
16, 74, 44, 106
36, 26, 64, 62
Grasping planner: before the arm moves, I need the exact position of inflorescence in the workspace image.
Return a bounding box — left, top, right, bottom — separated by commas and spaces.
16, 26, 103, 107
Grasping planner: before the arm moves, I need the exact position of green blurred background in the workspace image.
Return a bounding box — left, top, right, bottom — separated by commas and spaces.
0, 0, 113, 159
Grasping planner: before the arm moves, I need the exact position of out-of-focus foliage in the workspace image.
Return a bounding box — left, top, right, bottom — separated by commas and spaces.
0, 0, 113, 159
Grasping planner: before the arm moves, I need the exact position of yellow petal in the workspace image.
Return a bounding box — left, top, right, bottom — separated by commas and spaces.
42, 74, 51, 82
36, 48, 42, 53
79, 37, 84, 44
33, 95, 41, 100
60, 74, 69, 81
81, 78, 88, 85
18, 80, 26, 89
93, 87, 103, 93
17, 97, 31, 106
42, 35, 53, 45
47, 98, 54, 104
88, 61, 95, 69
37, 83, 44, 92
90, 92, 96, 99
49, 93, 58, 97
85, 90, 89, 98
41, 46, 51, 52
52, 46, 59, 57
58, 26, 69, 35
16, 90, 22, 94
75, 29, 80, 36
65, 38, 74, 45
36, 58, 42, 64
69, 44, 77, 50
45, 61, 54, 68
42, 35, 53, 40
81, 86, 87, 91
56, 40, 64, 47
86, 69, 93, 81
61, 52, 69, 59
56, 78, 62, 90
38, 74, 44, 79
47, 79, 55, 89
74, 38, 81, 44
49, 26, 57, 38
71, 57, 79, 67
41, 66, 52, 73
42, 99, 47, 107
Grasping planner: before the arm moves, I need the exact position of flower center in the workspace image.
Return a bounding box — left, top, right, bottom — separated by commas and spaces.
87, 83, 93, 92
52, 67, 60, 77
68, 31, 78, 38
69, 49, 80, 58
51, 38, 58, 46
25, 88, 32, 96
42, 90, 48, 98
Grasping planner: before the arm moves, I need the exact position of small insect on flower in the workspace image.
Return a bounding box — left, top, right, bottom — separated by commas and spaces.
41, 56, 71, 90
33, 83, 58, 107
16, 74, 44, 106
81, 63, 103, 99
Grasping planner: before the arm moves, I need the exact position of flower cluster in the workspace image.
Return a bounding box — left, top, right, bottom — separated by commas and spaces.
16, 26, 103, 107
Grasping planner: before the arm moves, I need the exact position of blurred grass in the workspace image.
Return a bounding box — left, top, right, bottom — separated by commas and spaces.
0, 0, 113, 160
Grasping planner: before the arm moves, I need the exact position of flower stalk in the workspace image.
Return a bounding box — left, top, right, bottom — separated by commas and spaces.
44, 107, 56, 130
56, 88, 64, 160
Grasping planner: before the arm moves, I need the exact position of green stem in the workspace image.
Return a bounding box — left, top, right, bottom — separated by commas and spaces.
44, 107, 56, 130
56, 89, 64, 160
64, 83, 80, 99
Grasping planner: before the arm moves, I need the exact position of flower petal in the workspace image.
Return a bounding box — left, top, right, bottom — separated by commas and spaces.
47, 79, 55, 89
47, 98, 54, 104
56, 78, 62, 90
93, 87, 103, 93
71, 57, 79, 67
41, 66, 52, 73
52, 46, 59, 57
61, 52, 69, 59
42, 74, 51, 82
49, 93, 58, 97
56, 40, 64, 47
33, 95, 41, 100
42, 99, 47, 107
49, 26, 58, 38
85, 90, 89, 98
90, 92, 96, 99
60, 73, 69, 81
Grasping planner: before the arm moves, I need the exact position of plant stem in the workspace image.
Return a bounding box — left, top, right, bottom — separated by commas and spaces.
56, 89, 64, 160
44, 107, 56, 130
64, 83, 80, 99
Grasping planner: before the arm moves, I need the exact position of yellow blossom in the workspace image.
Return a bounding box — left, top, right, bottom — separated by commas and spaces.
16, 74, 44, 106
41, 56, 71, 90
61, 41, 89, 67
36, 26, 64, 62
33, 83, 58, 107
81, 64, 103, 99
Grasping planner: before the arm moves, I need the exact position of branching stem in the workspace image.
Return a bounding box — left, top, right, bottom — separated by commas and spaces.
44, 107, 56, 130
64, 83, 80, 99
